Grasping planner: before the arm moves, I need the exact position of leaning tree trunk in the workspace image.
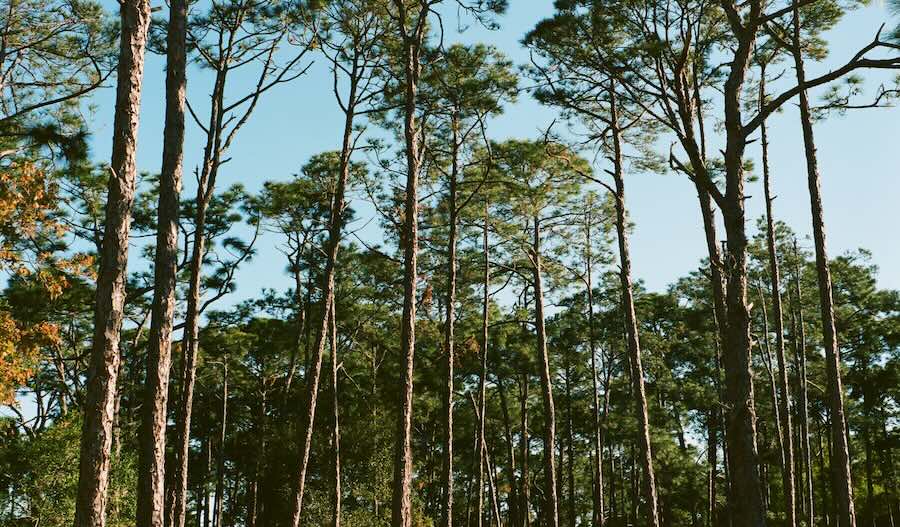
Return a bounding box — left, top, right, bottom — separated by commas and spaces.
136, 0, 186, 524
74, 1, 151, 525
531, 216, 560, 527
609, 90, 659, 527
759, 69, 797, 525
791, 240, 815, 526
790, 3, 856, 525
289, 76, 359, 527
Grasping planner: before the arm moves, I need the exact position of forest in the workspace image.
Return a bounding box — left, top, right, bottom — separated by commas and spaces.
2, 0, 900, 526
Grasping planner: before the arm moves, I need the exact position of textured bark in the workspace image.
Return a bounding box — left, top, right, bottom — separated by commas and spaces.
170, 61, 227, 527
73, 1, 150, 525
609, 95, 659, 527
759, 73, 797, 525
497, 372, 520, 526
289, 73, 358, 527
719, 11, 766, 524
532, 217, 559, 527
390, 3, 426, 526
136, 0, 186, 524
790, 3, 856, 524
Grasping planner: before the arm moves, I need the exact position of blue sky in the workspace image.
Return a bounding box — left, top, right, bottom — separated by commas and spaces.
85, 0, 900, 312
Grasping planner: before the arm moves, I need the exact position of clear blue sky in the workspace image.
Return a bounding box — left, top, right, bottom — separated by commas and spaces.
85, 1, 900, 311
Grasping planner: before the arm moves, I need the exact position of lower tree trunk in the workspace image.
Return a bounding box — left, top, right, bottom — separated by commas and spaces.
331, 304, 342, 527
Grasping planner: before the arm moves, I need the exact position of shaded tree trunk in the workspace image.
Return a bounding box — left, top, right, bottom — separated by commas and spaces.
531, 216, 559, 527
390, 3, 426, 526
331, 304, 341, 527
442, 114, 461, 527
476, 199, 490, 527
74, 1, 151, 524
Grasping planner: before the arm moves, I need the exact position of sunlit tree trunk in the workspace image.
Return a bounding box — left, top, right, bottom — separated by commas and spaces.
136, 0, 186, 524
74, 1, 150, 524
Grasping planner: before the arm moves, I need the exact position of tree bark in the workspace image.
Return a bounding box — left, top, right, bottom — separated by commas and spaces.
289, 72, 359, 527
790, 3, 856, 524
136, 0, 186, 524
759, 71, 797, 525
791, 239, 815, 526
609, 86, 659, 527
74, 1, 150, 525
390, 3, 425, 525
532, 216, 559, 527
213, 363, 227, 527
719, 14, 766, 525
442, 113, 461, 527
476, 199, 490, 527
521, 373, 532, 527
583, 208, 605, 527
331, 304, 342, 527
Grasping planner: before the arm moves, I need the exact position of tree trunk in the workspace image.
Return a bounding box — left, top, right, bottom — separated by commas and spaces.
74, 1, 151, 524
331, 304, 342, 527
609, 86, 660, 527
759, 71, 797, 525
790, 4, 856, 525
719, 19, 766, 524
476, 199, 490, 527
170, 59, 228, 527
289, 74, 359, 526
532, 216, 559, 527
791, 239, 815, 526
584, 208, 605, 527
212, 363, 227, 527
137, 0, 186, 524
521, 373, 531, 527
442, 113, 461, 527
391, 4, 424, 524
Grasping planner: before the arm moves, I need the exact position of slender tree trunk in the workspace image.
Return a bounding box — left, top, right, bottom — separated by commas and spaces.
531, 217, 559, 527
497, 372, 520, 526
791, 239, 815, 526
564, 360, 576, 527
331, 304, 342, 527
170, 60, 228, 527
289, 75, 359, 527
476, 199, 490, 527
521, 373, 531, 527
74, 1, 150, 525
609, 87, 659, 527
391, 5, 424, 525
442, 114, 461, 527
583, 209, 605, 527
759, 71, 797, 525
790, 4, 856, 525
213, 363, 227, 527
136, 0, 186, 524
